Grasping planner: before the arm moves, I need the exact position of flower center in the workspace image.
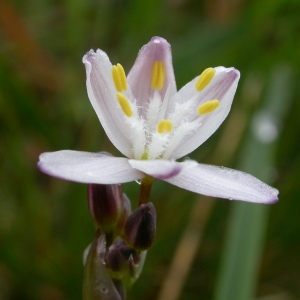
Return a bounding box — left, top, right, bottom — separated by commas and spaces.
111, 62, 220, 160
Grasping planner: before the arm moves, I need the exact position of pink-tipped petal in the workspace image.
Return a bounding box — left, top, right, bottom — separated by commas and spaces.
165, 162, 278, 204
128, 159, 197, 180
83, 50, 133, 158
38, 151, 144, 184
127, 37, 177, 113
170, 67, 240, 159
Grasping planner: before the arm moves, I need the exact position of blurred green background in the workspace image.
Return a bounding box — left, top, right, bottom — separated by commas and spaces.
1, 0, 300, 299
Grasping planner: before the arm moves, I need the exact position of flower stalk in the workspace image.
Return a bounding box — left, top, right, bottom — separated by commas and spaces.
84, 183, 154, 299
138, 176, 154, 206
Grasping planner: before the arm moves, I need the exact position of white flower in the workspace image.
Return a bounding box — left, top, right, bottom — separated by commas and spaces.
38, 37, 278, 204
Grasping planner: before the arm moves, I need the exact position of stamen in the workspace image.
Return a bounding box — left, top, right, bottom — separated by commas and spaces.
195, 68, 215, 91
162, 122, 197, 159
151, 61, 165, 90
112, 64, 127, 92
158, 86, 171, 121
130, 118, 146, 159
148, 132, 169, 159
170, 100, 194, 128
197, 100, 220, 115
157, 119, 173, 134
117, 93, 133, 117
141, 149, 149, 160
146, 90, 161, 133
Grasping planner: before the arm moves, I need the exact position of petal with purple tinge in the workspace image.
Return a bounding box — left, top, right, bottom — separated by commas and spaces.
127, 37, 177, 113
164, 162, 279, 204
83, 50, 133, 158
128, 159, 197, 180
38, 151, 144, 184
169, 67, 240, 160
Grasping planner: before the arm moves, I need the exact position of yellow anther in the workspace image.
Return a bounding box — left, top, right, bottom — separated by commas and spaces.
157, 119, 173, 134
195, 67, 216, 91
197, 100, 220, 115
112, 64, 127, 92
151, 61, 165, 90
117, 93, 133, 117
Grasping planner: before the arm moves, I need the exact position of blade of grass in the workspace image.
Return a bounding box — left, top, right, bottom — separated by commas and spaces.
214, 65, 294, 300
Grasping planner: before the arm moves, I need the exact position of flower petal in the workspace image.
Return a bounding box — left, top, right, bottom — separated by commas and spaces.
128, 159, 197, 180
169, 67, 240, 159
127, 37, 177, 114
38, 151, 144, 184
164, 162, 278, 204
83, 50, 133, 158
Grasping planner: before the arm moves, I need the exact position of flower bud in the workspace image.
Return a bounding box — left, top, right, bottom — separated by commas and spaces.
106, 238, 140, 274
87, 184, 123, 232
83, 230, 125, 300
114, 193, 131, 236
124, 202, 156, 251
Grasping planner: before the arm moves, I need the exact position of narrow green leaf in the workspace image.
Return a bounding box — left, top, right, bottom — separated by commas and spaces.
214, 65, 294, 300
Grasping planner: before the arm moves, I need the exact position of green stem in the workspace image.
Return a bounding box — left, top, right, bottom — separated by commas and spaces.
137, 176, 153, 206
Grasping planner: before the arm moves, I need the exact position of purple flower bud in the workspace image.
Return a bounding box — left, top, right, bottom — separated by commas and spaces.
124, 202, 156, 251
83, 230, 126, 299
87, 184, 123, 232
106, 238, 140, 274
114, 193, 131, 236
